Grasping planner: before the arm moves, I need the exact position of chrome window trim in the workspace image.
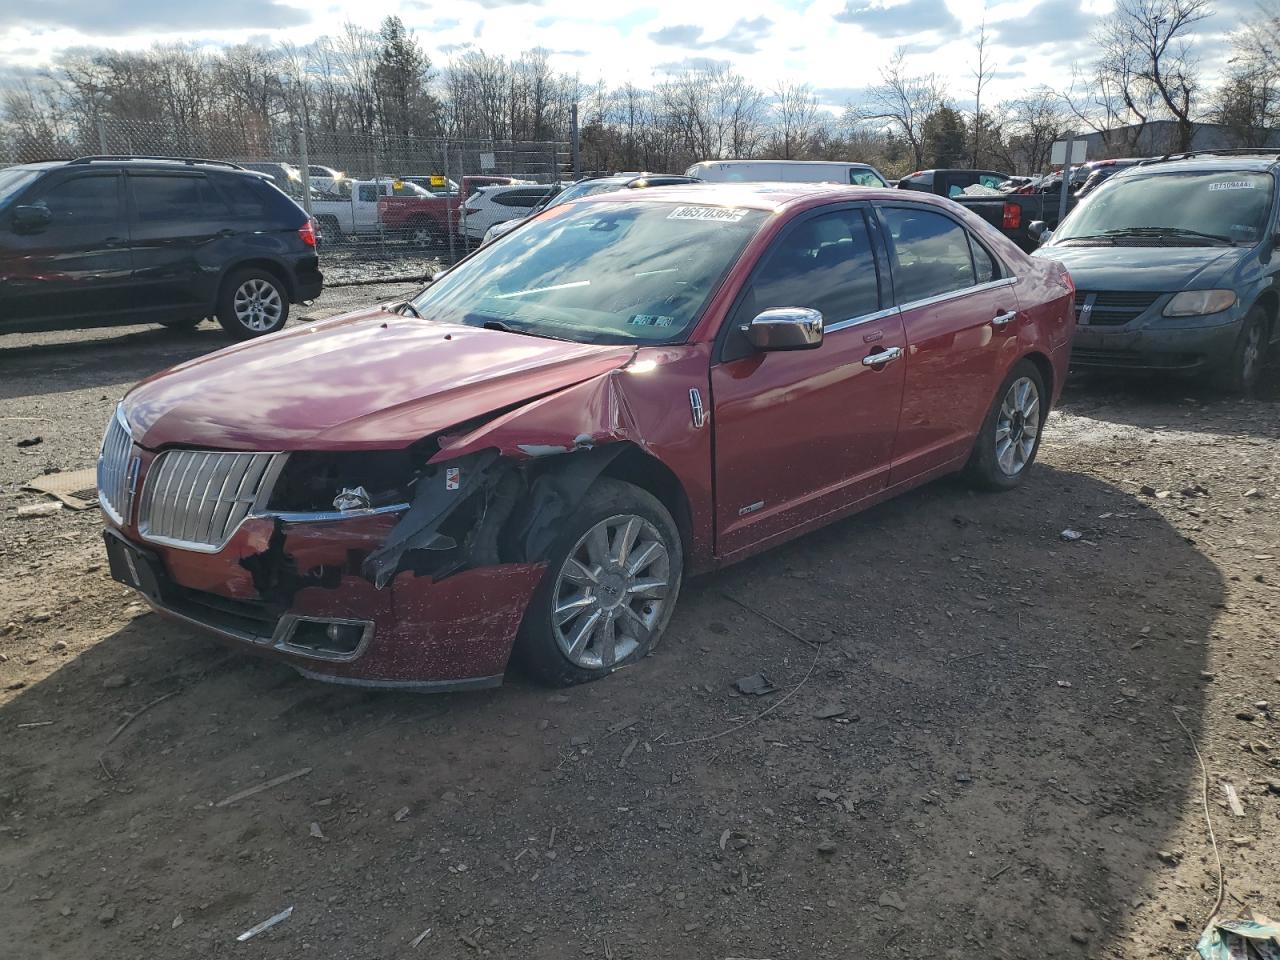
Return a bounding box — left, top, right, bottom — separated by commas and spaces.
895, 275, 1018, 313
825, 306, 902, 333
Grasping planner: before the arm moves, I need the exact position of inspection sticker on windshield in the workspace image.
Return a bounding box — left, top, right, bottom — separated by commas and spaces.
629, 314, 674, 327
667, 205, 748, 223
1209, 181, 1255, 191
445, 467, 460, 491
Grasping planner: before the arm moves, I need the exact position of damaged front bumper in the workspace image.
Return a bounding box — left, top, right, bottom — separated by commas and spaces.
103, 514, 546, 691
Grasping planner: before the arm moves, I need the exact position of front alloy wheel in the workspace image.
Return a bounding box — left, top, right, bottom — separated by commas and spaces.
516, 478, 683, 686
552, 515, 671, 670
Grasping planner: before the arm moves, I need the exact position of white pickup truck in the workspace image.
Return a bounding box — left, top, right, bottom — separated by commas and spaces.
304, 179, 445, 244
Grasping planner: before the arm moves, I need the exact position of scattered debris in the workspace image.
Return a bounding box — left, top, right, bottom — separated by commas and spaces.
309, 822, 327, 841
393, 806, 410, 822
216, 767, 313, 808
16, 502, 61, 519
1056, 680, 1073, 689
1196, 916, 1280, 960
813, 703, 846, 719
172, 915, 184, 929
1060, 528, 1083, 541
15, 436, 42, 448
97, 904, 117, 925
816, 839, 837, 855
1223, 783, 1245, 817
618, 737, 638, 768
734, 673, 775, 696
16, 720, 54, 730
236, 906, 294, 942
410, 927, 432, 947
104, 690, 180, 745
23, 467, 98, 510
877, 891, 906, 911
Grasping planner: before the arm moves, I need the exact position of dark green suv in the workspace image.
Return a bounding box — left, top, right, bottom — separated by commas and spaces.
1033, 151, 1280, 393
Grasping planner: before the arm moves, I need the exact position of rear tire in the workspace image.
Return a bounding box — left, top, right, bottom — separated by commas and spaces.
216, 267, 289, 340
514, 478, 683, 687
1215, 305, 1267, 396
964, 359, 1047, 491
407, 219, 444, 249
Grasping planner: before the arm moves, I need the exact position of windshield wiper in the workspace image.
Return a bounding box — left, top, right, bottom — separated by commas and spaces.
1057, 234, 1116, 245
1103, 226, 1234, 245
480, 318, 568, 342
396, 301, 424, 318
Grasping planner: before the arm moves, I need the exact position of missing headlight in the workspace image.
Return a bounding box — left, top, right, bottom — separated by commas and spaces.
267, 450, 421, 513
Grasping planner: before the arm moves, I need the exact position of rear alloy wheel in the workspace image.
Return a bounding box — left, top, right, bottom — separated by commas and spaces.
1217, 305, 1268, 396
216, 269, 289, 339
516, 479, 683, 686
409, 221, 444, 249
965, 359, 1047, 491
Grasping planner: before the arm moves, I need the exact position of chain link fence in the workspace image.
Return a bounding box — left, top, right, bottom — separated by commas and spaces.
2, 118, 572, 282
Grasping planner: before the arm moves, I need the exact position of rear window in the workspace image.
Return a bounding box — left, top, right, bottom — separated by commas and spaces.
850, 169, 886, 187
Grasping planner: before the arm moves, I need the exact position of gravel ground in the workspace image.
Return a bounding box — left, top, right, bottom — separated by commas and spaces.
0, 296, 1277, 960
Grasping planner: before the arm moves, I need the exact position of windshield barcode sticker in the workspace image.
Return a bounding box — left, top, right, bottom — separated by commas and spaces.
1209, 181, 1255, 191
667, 205, 747, 222
629, 314, 674, 327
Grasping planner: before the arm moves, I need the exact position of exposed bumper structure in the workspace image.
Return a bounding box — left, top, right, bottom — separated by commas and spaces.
104, 516, 546, 690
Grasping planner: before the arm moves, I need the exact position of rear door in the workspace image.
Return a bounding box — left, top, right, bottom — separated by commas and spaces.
875, 204, 1022, 482
711, 204, 907, 559
127, 171, 235, 316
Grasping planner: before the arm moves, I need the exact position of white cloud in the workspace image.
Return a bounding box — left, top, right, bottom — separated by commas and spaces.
0, 0, 1241, 110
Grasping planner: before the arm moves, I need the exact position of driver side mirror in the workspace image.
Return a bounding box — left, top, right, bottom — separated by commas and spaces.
12, 205, 52, 233
744, 307, 824, 351
1027, 220, 1052, 245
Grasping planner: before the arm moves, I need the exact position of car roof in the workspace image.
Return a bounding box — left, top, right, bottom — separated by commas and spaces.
574, 181, 940, 211
1121, 153, 1280, 176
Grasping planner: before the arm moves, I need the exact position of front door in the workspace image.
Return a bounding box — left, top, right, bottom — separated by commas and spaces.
876, 205, 1023, 481
711, 205, 907, 560
0, 170, 132, 325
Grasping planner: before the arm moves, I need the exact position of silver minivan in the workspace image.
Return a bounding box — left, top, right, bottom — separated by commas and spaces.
683, 159, 887, 187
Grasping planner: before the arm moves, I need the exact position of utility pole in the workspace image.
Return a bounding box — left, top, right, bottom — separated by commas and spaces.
570, 103, 581, 179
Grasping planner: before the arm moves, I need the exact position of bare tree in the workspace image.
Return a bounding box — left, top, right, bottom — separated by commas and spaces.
851, 49, 943, 169
772, 81, 820, 159
971, 21, 990, 167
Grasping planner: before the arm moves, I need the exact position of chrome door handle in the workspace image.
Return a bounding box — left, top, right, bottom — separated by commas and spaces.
992, 310, 1018, 327
862, 346, 903, 366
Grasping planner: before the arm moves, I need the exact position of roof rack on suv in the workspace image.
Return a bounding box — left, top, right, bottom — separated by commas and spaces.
1139, 147, 1280, 165
67, 155, 247, 170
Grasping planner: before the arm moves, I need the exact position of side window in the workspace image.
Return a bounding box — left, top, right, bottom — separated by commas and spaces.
215, 176, 271, 218
979, 174, 1005, 188
131, 175, 229, 223
850, 170, 882, 186
31, 175, 120, 227
724, 209, 881, 361
970, 237, 998, 284
881, 207, 977, 303
358, 184, 379, 203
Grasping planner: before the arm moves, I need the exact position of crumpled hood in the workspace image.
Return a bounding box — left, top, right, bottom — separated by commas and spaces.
123, 308, 637, 451
1035, 244, 1248, 291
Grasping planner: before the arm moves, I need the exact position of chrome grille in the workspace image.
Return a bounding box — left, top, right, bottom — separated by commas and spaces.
97, 406, 136, 524
139, 449, 282, 551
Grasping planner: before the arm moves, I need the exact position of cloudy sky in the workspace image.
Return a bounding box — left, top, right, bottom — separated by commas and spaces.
0, 0, 1243, 108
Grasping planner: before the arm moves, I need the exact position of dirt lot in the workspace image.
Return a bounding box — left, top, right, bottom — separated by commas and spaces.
1, 295, 1278, 960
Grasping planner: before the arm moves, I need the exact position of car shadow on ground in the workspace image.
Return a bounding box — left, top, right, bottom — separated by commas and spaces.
0, 323, 236, 400
0, 465, 1220, 959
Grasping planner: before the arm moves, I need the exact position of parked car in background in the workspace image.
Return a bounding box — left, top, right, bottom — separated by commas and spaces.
481, 173, 701, 245
461, 182, 556, 240
0, 156, 322, 338
896, 169, 1012, 197
237, 160, 301, 192
97, 183, 1073, 690
683, 159, 888, 186
309, 176, 502, 246
1033, 150, 1280, 393
1075, 158, 1145, 197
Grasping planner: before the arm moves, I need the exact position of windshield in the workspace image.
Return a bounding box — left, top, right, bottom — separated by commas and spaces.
410, 199, 765, 345
0, 168, 40, 210
850, 169, 887, 187
1053, 170, 1274, 246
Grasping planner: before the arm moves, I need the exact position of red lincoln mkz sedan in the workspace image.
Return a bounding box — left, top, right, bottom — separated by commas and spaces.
98, 183, 1075, 690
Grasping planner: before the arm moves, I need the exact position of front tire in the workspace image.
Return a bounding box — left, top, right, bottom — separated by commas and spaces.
965, 359, 1047, 491
216, 268, 289, 340
515, 478, 683, 687
1216, 305, 1267, 396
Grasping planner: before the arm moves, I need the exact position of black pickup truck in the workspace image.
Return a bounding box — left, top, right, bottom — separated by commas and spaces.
896, 168, 1078, 251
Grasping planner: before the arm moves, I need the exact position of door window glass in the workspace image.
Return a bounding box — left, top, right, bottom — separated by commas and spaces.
33, 175, 119, 226
358, 184, 379, 202
725, 209, 880, 360
131, 175, 229, 223
881, 207, 977, 303
850, 169, 885, 186
970, 237, 997, 283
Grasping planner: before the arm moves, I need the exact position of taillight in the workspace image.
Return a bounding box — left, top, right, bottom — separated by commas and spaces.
1002, 202, 1021, 230
298, 220, 317, 248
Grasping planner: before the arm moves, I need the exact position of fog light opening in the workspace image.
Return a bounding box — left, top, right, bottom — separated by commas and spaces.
284, 618, 369, 658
